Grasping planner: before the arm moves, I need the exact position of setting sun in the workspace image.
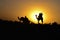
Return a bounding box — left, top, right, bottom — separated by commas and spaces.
28, 10, 47, 24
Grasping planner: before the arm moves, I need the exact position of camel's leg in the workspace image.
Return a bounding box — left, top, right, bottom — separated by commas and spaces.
41, 18, 43, 24
38, 20, 39, 24
42, 20, 43, 24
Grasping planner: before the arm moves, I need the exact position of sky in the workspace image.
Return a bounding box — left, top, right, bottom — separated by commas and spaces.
0, 0, 60, 24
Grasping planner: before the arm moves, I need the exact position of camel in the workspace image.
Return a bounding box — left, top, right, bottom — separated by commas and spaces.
18, 16, 30, 24
35, 13, 43, 24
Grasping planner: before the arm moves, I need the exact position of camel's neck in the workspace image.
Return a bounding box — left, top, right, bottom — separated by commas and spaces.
18, 17, 20, 20
35, 15, 38, 19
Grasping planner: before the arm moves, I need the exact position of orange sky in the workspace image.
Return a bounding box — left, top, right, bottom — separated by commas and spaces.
0, 0, 60, 24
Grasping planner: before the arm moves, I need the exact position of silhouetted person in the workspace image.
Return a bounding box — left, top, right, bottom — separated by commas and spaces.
35, 13, 43, 24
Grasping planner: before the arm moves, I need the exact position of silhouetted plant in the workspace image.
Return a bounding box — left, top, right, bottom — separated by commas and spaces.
0, 19, 60, 32
52, 22, 58, 26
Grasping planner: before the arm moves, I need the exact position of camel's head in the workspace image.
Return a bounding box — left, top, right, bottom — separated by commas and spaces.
35, 15, 37, 16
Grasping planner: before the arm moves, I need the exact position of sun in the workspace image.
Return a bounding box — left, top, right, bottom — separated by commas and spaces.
28, 10, 47, 24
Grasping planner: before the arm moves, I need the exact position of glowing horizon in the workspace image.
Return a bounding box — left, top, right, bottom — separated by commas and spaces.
0, 0, 60, 24
27, 8, 50, 24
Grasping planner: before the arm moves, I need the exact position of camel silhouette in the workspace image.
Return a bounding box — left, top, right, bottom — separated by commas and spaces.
18, 16, 30, 24
35, 13, 43, 24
